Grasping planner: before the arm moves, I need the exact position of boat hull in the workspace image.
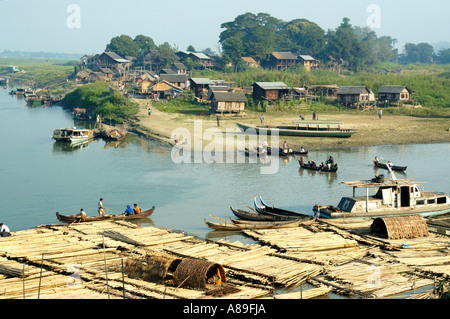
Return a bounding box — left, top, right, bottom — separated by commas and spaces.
320, 205, 450, 219
374, 161, 407, 172
56, 206, 155, 223
299, 161, 338, 172
236, 122, 357, 138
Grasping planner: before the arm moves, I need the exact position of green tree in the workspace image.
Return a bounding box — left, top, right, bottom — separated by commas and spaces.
437, 48, 450, 64
133, 35, 157, 58
186, 45, 196, 52
153, 42, 177, 69
401, 42, 434, 64
325, 18, 368, 71
105, 35, 138, 57
277, 19, 326, 57
219, 12, 282, 65
353, 26, 397, 64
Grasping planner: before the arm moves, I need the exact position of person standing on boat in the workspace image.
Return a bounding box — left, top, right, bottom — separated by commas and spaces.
124, 205, 133, 216
98, 198, 106, 217
133, 204, 141, 215
0, 223, 11, 237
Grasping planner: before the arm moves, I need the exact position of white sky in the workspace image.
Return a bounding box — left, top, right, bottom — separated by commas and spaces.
0, 0, 449, 55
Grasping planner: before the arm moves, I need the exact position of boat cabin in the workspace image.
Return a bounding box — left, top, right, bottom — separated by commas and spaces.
337, 179, 450, 216
53, 127, 94, 143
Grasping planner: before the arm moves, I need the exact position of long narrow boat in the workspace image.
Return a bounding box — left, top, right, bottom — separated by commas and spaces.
236, 121, 357, 138
299, 160, 338, 172
374, 161, 407, 172
230, 207, 282, 221
204, 218, 299, 231
254, 195, 307, 219
56, 206, 155, 223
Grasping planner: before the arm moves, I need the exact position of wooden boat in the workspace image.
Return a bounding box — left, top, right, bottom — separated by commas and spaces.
204, 217, 299, 231
299, 160, 338, 172
254, 195, 307, 219
244, 147, 265, 157
236, 121, 357, 138
318, 174, 450, 219
230, 207, 285, 221
266, 147, 295, 157
56, 206, 155, 223
53, 127, 95, 144
293, 149, 308, 155
374, 161, 407, 172
100, 123, 127, 140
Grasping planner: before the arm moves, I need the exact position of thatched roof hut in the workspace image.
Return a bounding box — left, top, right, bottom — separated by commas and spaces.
173, 258, 226, 289
370, 215, 429, 239
125, 252, 182, 284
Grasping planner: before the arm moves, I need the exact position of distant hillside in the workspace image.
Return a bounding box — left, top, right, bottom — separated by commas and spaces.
0, 50, 82, 60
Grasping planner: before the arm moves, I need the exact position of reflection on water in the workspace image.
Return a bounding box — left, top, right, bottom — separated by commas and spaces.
1, 87, 449, 241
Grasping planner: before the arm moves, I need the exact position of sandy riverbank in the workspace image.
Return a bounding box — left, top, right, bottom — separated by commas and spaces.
128, 98, 450, 152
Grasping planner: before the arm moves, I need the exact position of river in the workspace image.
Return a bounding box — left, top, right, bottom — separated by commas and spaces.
0, 86, 449, 244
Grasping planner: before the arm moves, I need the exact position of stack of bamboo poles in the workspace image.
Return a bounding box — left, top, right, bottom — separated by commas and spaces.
243, 227, 359, 252
274, 286, 332, 299
316, 256, 434, 298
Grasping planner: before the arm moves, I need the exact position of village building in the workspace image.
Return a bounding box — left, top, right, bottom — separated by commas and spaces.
241, 57, 259, 68
190, 78, 214, 98
377, 85, 413, 106
160, 68, 176, 75
96, 52, 131, 74
171, 62, 188, 74
88, 71, 109, 83
252, 82, 290, 101
209, 91, 247, 115
187, 52, 213, 69
74, 69, 93, 82
305, 85, 339, 98
268, 52, 297, 70
297, 55, 319, 71
175, 51, 191, 60
207, 85, 232, 100
159, 74, 190, 89
148, 80, 183, 99
336, 86, 376, 109
205, 53, 222, 70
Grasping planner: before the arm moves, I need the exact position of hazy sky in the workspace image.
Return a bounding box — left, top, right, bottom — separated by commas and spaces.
0, 0, 449, 55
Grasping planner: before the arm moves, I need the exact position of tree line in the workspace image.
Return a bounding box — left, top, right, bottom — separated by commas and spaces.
104, 12, 450, 72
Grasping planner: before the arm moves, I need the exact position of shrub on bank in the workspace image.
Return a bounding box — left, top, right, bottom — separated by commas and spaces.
62, 82, 139, 122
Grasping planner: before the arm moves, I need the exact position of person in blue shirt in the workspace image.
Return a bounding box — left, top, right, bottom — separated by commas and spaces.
124, 205, 133, 216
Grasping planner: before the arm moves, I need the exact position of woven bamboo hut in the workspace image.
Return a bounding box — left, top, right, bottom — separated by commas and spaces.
173, 258, 226, 289
370, 215, 429, 239
125, 252, 182, 284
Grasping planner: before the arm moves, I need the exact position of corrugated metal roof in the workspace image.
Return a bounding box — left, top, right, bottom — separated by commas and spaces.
211, 91, 247, 102
190, 78, 214, 85
253, 82, 290, 90
298, 55, 316, 61
378, 86, 409, 94
336, 86, 369, 95
271, 52, 298, 60
189, 52, 211, 60
159, 74, 190, 83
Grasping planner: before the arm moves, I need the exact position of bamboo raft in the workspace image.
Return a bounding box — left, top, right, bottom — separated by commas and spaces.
0, 217, 449, 299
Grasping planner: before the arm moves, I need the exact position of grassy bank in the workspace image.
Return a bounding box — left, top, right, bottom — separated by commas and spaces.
192, 63, 450, 109
62, 82, 139, 122
0, 58, 77, 88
